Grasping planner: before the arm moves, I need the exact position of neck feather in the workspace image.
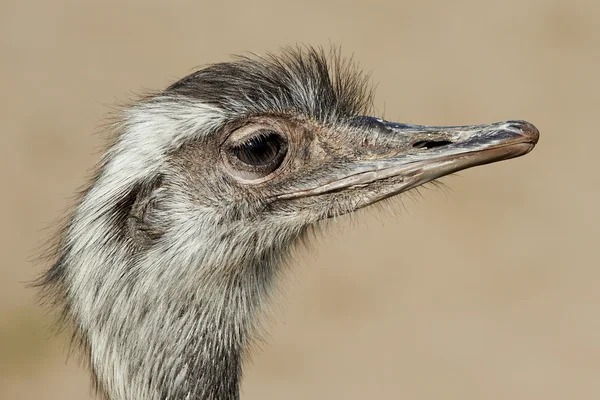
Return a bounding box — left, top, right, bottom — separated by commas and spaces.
52, 239, 276, 400
43, 192, 285, 400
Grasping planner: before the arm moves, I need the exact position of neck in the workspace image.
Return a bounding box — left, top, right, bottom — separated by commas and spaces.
78, 259, 268, 400
49, 216, 281, 400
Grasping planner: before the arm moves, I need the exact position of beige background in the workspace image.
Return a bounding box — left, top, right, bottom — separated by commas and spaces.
1, 0, 598, 399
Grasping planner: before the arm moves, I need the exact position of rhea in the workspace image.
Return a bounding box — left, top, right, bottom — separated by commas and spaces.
39, 47, 539, 400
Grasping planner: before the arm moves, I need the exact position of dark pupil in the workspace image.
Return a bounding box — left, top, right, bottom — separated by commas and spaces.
233, 133, 282, 166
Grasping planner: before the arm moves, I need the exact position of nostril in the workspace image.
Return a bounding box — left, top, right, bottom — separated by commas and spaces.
412, 140, 452, 149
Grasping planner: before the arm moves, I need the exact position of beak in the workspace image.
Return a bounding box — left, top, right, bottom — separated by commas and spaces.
277, 117, 539, 209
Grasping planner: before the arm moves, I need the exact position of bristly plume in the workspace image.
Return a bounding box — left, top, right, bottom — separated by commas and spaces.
166, 46, 374, 123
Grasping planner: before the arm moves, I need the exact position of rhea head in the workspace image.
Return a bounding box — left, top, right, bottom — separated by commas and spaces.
40, 47, 539, 400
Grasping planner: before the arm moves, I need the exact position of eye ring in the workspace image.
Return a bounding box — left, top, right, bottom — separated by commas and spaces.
223, 129, 288, 181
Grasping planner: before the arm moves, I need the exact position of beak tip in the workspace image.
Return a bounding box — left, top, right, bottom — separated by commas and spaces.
510, 120, 540, 145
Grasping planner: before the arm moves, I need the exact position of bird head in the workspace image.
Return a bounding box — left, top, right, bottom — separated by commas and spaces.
40, 46, 538, 400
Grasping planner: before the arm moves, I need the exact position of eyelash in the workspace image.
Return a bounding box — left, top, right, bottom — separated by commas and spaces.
231, 131, 284, 167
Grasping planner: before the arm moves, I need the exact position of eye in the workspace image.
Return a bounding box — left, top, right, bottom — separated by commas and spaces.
232, 131, 285, 166
225, 129, 288, 180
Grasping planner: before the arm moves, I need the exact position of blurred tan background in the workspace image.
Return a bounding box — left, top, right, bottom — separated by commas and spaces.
1, 0, 598, 399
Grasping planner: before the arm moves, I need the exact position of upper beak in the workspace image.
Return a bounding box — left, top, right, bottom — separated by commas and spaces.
349, 117, 540, 191
277, 117, 539, 207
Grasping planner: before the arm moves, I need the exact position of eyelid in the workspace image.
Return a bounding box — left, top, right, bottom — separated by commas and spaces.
224, 123, 274, 145
230, 129, 275, 149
